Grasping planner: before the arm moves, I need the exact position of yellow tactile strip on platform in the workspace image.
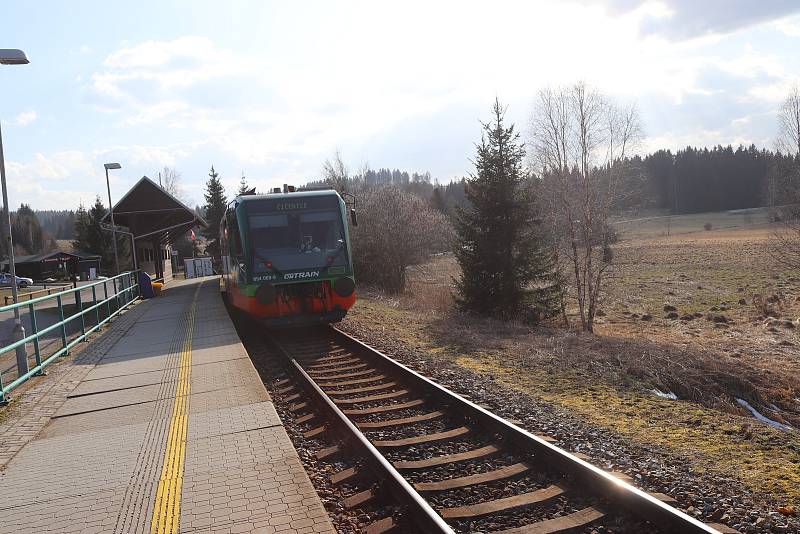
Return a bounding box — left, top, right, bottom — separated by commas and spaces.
150, 282, 200, 534
111, 282, 203, 534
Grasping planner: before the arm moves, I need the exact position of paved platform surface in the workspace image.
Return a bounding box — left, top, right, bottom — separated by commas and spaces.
0, 277, 334, 534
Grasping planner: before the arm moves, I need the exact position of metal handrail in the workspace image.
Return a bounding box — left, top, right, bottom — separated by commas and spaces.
0, 271, 142, 404
3, 284, 71, 306
0, 274, 134, 312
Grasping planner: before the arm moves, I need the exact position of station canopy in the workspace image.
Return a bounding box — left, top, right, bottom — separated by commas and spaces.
103, 176, 207, 244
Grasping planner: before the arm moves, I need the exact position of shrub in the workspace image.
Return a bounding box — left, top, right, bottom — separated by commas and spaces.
704, 222, 713, 231
351, 187, 453, 293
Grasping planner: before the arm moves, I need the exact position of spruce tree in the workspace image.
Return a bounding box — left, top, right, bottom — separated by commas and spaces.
455, 99, 561, 321
238, 173, 250, 195
202, 166, 228, 262
11, 204, 50, 254
87, 198, 111, 265
72, 198, 130, 272
72, 203, 90, 253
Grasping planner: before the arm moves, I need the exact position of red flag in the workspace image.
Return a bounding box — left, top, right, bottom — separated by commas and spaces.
191, 229, 196, 241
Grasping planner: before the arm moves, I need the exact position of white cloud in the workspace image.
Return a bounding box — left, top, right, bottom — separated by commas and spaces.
92, 36, 257, 101
747, 80, 797, 103
4, 141, 208, 210
4, 151, 99, 210
775, 18, 800, 36
717, 44, 786, 81
124, 100, 190, 126
7, 150, 94, 182
15, 110, 37, 126
588, 0, 800, 39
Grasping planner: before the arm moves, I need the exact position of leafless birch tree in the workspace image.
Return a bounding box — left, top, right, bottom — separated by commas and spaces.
159, 166, 192, 205
530, 82, 642, 332
777, 83, 800, 157
771, 83, 800, 268
322, 149, 350, 194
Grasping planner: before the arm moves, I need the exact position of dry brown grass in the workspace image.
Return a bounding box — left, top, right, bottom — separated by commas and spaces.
399, 255, 458, 314
343, 281, 800, 504
382, 232, 800, 427
340, 216, 800, 506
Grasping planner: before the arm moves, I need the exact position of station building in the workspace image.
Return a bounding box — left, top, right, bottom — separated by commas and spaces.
104, 176, 206, 282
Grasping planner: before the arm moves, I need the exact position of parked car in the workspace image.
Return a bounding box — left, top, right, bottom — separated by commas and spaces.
0, 273, 34, 288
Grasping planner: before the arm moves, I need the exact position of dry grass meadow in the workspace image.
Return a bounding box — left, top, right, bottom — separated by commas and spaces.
341, 210, 800, 506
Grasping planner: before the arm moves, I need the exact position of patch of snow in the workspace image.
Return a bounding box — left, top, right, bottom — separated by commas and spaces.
736, 398, 793, 431
651, 389, 677, 400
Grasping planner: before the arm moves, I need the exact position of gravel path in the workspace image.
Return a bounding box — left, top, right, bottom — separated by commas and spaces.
339, 322, 799, 534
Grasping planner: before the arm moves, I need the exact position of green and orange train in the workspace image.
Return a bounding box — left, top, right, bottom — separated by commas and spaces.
220, 187, 357, 326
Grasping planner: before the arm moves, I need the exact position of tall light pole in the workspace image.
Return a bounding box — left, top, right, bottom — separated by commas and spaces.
0, 49, 30, 378
104, 162, 122, 275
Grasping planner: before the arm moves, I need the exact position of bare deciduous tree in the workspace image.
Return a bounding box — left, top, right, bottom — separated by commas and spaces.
771, 83, 800, 268
530, 82, 642, 332
777, 83, 800, 157
159, 166, 191, 204
322, 149, 350, 194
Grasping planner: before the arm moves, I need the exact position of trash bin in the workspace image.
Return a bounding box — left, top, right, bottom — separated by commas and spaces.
138, 271, 155, 299
152, 282, 164, 296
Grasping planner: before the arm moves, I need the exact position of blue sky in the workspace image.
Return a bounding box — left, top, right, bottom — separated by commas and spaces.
1, 0, 800, 210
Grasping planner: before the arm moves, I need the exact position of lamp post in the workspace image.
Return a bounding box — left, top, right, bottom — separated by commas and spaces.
0, 48, 30, 379
104, 162, 122, 275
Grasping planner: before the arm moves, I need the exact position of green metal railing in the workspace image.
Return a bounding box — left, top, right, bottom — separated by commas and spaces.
0, 271, 141, 405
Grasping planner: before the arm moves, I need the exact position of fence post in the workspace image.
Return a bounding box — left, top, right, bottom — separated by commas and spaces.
113, 277, 119, 314
104, 280, 110, 319
76, 288, 85, 338
0, 373, 7, 405
121, 274, 128, 306
56, 295, 68, 352
28, 302, 43, 374
92, 285, 99, 327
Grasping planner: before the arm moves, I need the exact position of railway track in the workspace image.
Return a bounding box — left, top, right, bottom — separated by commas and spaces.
267, 325, 738, 534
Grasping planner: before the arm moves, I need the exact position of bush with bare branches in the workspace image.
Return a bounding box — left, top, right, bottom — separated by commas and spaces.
351, 186, 452, 293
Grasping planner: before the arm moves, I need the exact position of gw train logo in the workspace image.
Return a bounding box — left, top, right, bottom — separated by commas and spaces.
283, 271, 320, 280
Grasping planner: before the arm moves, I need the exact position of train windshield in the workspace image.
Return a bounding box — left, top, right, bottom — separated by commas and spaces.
247, 201, 347, 273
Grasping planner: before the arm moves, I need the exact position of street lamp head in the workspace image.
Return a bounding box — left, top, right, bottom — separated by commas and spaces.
0, 49, 29, 65
104, 162, 122, 170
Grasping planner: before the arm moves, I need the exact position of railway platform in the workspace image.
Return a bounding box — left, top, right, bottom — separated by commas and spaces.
0, 277, 334, 534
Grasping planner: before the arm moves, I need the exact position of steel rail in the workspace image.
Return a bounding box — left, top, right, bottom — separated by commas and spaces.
267, 332, 455, 534
326, 326, 724, 534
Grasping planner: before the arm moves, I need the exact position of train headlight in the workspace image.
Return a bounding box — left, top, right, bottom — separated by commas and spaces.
256, 283, 277, 304
333, 277, 355, 297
